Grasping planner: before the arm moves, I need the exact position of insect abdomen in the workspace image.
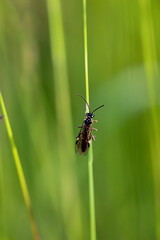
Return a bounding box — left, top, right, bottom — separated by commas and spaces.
81, 124, 92, 153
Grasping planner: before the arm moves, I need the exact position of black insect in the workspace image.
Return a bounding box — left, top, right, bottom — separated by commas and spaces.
76, 95, 104, 155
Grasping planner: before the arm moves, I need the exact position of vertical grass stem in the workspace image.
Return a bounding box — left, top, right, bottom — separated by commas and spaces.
83, 0, 97, 239
83, 0, 89, 106
0, 92, 40, 240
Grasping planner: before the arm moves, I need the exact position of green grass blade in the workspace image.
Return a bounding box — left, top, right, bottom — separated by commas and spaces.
138, 0, 160, 238
47, 0, 83, 239
83, 0, 97, 239
0, 92, 40, 240
88, 144, 96, 240
83, 0, 89, 106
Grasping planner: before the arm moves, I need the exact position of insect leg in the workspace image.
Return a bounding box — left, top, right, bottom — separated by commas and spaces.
76, 137, 79, 144
75, 140, 79, 153
77, 126, 83, 128
92, 128, 97, 131
93, 120, 98, 122
91, 135, 96, 141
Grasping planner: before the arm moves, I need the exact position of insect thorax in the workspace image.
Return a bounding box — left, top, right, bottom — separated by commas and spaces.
84, 116, 92, 126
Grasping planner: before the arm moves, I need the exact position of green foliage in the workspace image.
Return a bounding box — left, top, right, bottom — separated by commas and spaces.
0, 0, 160, 239
83, 0, 96, 239
0, 92, 40, 240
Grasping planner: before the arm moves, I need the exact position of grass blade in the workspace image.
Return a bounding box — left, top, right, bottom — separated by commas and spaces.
88, 144, 96, 240
0, 92, 40, 240
138, 0, 160, 238
83, 0, 89, 106
83, 0, 97, 239
47, 0, 83, 239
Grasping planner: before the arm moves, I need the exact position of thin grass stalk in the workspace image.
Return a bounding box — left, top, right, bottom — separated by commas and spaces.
47, 0, 83, 238
83, 0, 89, 105
0, 92, 40, 240
83, 0, 97, 240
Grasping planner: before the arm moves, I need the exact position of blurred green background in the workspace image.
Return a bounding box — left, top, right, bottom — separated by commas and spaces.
0, 0, 160, 239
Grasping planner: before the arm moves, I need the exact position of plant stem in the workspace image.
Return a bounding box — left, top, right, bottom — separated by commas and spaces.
88, 144, 96, 240
0, 92, 40, 240
83, 0, 89, 106
83, 0, 97, 239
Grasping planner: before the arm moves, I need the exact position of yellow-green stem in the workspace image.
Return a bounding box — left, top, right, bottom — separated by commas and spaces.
0, 92, 40, 240
88, 143, 96, 240
83, 0, 97, 239
83, 0, 89, 106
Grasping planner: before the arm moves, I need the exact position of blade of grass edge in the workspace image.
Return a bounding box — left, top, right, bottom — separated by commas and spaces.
83, 0, 97, 240
0, 92, 40, 240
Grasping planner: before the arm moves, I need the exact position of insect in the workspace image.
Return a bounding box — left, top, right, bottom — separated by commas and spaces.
76, 94, 104, 155
0, 115, 4, 120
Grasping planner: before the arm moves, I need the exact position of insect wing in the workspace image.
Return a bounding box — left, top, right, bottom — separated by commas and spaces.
75, 128, 90, 155
75, 129, 83, 154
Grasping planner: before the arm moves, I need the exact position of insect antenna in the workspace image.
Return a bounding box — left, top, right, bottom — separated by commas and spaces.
92, 105, 104, 114
77, 94, 90, 112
